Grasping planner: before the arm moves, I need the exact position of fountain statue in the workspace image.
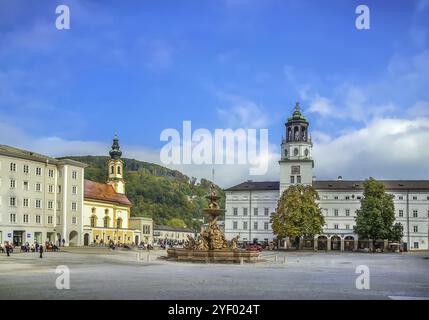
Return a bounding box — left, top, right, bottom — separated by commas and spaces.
167, 184, 260, 263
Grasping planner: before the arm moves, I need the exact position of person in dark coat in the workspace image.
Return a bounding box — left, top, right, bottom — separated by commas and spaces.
6, 243, 10, 257
39, 245, 43, 259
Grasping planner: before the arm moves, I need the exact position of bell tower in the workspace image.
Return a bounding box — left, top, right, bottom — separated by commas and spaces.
279, 102, 314, 194
107, 134, 125, 194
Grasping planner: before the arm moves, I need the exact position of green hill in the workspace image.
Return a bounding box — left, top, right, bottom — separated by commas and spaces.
64, 156, 225, 231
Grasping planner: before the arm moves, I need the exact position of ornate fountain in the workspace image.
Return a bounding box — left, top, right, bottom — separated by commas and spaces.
167, 184, 260, 263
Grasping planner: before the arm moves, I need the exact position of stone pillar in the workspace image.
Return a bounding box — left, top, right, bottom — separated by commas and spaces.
354, 238, 358, 251
327, 238, 331, 251
340, 237, 345, 252
314, 236, 318, 251
384, 239, 388, 252
369, 239, 373, 252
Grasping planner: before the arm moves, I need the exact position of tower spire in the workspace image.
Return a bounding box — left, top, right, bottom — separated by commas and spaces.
109, 134, 122, 160
295, 101, 300, 112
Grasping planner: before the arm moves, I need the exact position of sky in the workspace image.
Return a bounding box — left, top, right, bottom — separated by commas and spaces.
0, 0, 429, 187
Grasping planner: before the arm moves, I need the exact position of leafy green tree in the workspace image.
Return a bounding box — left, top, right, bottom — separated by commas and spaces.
271, 184, 325, 242
390, 222, 404, 243
354, 178, 398, 249
167, 218, 187, 228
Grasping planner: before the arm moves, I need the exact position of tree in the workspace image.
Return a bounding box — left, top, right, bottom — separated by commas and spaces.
390, 222, 404, 243
354, 178, 399, 250
271, 185, 325, 244
167, 218, 187, 229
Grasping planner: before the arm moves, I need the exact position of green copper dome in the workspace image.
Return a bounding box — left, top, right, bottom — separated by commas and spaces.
109, 135, 122, 159
287, 102, 307, 122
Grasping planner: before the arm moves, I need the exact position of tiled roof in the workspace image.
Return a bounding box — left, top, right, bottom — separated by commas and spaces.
0, 144, 86, 167
225, 180, 429, 191
225, 181, 280, 191
84, 179, 132, 206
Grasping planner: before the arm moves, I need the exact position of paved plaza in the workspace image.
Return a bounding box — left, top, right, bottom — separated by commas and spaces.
0, 248, 428, 300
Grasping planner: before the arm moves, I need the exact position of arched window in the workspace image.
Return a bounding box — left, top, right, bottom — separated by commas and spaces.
104, 216, 110, 228
116, 218, 122, 229
111, 166, 114, 174
90, 215, 97, 228
117, 166, 121, 175
294, 126, 300, 141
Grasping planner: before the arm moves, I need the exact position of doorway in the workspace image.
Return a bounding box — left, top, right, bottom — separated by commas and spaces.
13, 230, 24, 246
84, 233, 90, 246
69, 231, 79, 246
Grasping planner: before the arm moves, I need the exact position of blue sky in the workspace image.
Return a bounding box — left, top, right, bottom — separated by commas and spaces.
1, 0, 429, 186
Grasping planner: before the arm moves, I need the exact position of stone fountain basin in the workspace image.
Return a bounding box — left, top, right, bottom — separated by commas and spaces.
167, 248, 260, 264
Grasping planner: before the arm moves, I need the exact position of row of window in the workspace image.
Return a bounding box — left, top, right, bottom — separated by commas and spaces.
331, 224, 353, 230
232, 221, 270, 230
321, 208, 428, 218
395, 195, 429, 201
90, 215, 122, 229
232, 207, 271, 216
5, 180, 78, 194
5, 162, 79, 179
94, 234, 130, 242
8, 213, 77, 225
290, 176, 302, 184
7, 197, 77, 211
321, 195, 362, 200
320, 195, 429, 201
397, 209, 429, 218
323, 208, 353, 217
329, 224, 421, 233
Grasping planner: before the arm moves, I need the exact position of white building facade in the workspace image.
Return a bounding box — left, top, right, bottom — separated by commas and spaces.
0, 145, 86, 246
225, 104, 429, 251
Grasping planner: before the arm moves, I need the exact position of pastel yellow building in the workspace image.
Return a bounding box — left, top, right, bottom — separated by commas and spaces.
82, 136, 141, 246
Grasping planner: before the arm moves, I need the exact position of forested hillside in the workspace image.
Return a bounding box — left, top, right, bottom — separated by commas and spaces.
64, 156, 225, 231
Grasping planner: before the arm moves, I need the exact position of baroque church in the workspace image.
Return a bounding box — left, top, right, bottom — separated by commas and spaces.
224, 103, 429, 251
82, 135, 142, 246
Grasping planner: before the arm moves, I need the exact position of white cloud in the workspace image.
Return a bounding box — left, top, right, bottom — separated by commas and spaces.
216, 93, 271, 128
313, 117, 429, 180
307, 96, 335, 117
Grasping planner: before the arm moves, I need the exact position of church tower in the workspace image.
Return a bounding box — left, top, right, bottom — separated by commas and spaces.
107, 135, 125, 194
279, 102, 314, 195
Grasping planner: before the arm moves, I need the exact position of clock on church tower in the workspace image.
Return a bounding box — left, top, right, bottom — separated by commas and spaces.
279, 102, 314, 194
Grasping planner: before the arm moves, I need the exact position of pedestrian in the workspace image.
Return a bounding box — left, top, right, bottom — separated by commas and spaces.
6, 243, 10, 257
62, 238, 65, 246
39, 245, 44, 259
